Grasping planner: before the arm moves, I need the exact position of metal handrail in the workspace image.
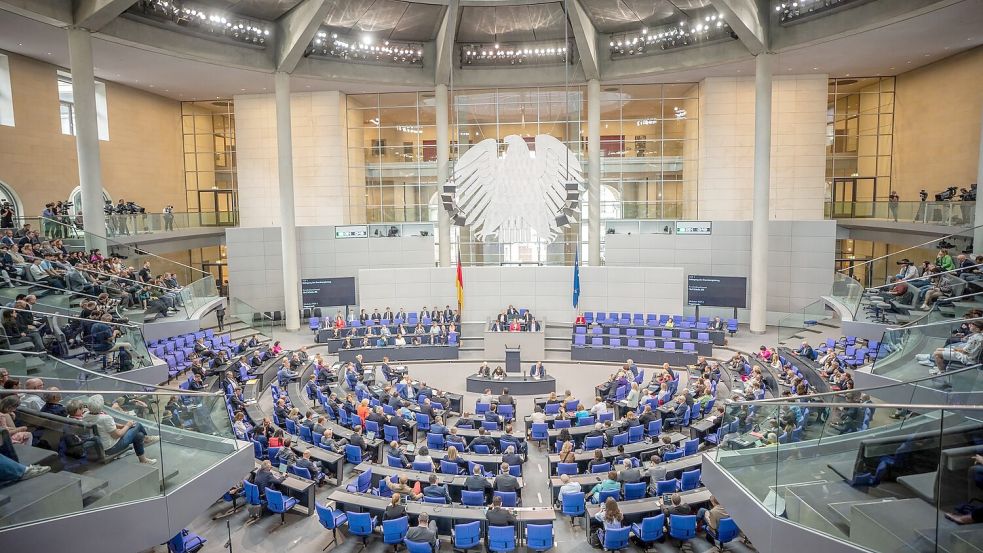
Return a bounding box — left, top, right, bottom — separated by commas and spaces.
9, 277, 102, 302
865, 262, 983, 291
0, 304, 140, 329
725, 399, 983, 411
0, 348, 218, 395
836, 222, 983, 274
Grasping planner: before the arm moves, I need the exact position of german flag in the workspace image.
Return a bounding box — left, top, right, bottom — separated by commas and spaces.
455, 252, 464, 314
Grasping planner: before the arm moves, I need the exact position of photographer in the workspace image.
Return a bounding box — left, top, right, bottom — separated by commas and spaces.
163, 205, 174, 231
0, 200, 14, 229
914, 189, 928, 222
888, 191, 899, 222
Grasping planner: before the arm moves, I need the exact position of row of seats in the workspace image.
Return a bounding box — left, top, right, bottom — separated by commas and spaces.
576, 327, 714, 341
584, 312, 737, 330
147, 330, 240, 378
574, 335, 701, 352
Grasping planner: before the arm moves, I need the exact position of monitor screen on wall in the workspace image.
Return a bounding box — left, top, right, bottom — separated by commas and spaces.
687, 275, 747, 308
301, 277, 357, 308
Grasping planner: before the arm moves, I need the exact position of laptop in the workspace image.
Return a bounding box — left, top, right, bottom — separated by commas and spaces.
365, 431, 377, 441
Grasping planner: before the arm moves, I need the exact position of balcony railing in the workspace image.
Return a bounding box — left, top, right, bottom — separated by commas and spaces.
825, 200, 975, 227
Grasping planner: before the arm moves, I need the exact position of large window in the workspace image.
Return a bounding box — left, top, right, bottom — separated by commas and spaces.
57, 71, 109, 140
182, 100, 237, 219
826, 77, 895, 215
346, 83, 699, 265
599, 83, 700, 219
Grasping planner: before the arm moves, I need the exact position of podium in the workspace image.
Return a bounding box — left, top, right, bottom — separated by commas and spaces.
505, 347, 521, 373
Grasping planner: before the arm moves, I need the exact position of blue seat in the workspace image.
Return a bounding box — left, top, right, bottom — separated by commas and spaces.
453, 521, 482, 552
252, 439, 265, 460
683, 438, 699, 457
365, 420, 380, 436
488, 525, 516, 553
655, 479, 678, 495
663, 449, 684, 462
345, 511, 377, 548
347, 468, 373, 493
166, 529, 206, 553
498, 404, 514, 422
599, 411, 615, 422
585, 435, 604, 450
462, 490, 485, 506
597, 488, 620, 503
599, 526, 630, 552
631, 514, 665, 549
299, 425, 314, 444
384, 424, 399, 444
591, 462, 611, 474
553, 419, 571, 429
508, 464, 521, 477
611, 432, 628, 446
345, 444, 363, 464
405, 539, 435, 553
243, 480, 264, 511
624, 482, 647, 500
387, 454, 405, 468
669, 514, 697, 541
628, 425, 644, 443
266, 489, 299, 526
706, 517, 740, 546
561, 491, 585, 523
473, 444, 491, 454
646, 420, 662, 437
557, 462, 579, 476
531, 423, 549, 446
441, 459, 461, 475
416, 413, 431, 433
427, 433, 445, 451
494, 490, 518, 507
422, 495, 446, 504
526, 523, 554, 553
382, 516, 409, 548
481, 420, 499, 431
680, 469, 701, 491
412, 460, 434, 472
475, 402, 490, 415
544, 403, 561, 415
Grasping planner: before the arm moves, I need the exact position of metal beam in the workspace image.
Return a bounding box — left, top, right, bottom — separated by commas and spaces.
434, 0, 460, 85
709, 0, 768, 55
566, 0, 599, 80
74, 0, 137, 32
274, 0, 331, 73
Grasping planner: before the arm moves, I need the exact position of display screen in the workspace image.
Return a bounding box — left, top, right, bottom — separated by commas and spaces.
301, 277, 357, 308
675, 221, 712, 235
687, 275, 747, 308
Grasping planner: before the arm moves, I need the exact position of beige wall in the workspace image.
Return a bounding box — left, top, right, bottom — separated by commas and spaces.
0, 51, 184, 216
893, 46, 983, 198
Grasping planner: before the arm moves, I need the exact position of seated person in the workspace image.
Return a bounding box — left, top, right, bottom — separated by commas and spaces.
406, 512, 439, 551
529, 361, 546, 379
586, 470, 621, 503
492, 366, 506, 380
422, 474, 452, 503
477, 361, 491, 378
82, 394, 159, 464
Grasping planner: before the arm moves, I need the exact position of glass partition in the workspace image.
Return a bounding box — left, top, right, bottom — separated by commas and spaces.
0, 352, 239, 531
777, 299, 832, 344
229, 296, 273, 339
714, 395, 983, 553
869, 316, 983, 394
829, 272, 865, 317
826, 200, 975, 227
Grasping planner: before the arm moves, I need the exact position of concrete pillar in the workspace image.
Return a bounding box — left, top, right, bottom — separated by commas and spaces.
436, 83, 451, 266
274, 72, 300, 331
66, 27, 107, 252
749, 53, 772, 334
974, 107, 983, 251
587, 78, 601, 266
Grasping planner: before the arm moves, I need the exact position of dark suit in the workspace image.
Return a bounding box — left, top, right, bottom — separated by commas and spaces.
423, 484, 451, 503
494, 474, 520, 493
406, 524, 438, 549
498, 394, 515, 407
471, 435, 497, 452
464, 475, 490, 491
486, 507, 516, 527
384, 504, 406, 521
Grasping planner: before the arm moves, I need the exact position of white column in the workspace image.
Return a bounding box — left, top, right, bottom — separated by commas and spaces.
750, 53, 772, 334
974, 107, 983, 251
587, 78, 601, 266
274, 72, 300, 331
66, 27, 107, 252
436, 83, 451, 266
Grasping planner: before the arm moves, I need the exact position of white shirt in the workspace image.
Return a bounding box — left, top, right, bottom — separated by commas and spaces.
557, 481, 582, 502
83, 412, 119, 450
591, 401, 609, 415
19, 393, 44, 411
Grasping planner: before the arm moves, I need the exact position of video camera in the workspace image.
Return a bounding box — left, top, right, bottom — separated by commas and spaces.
935, 186, 959, 201
959, 187, 976, 202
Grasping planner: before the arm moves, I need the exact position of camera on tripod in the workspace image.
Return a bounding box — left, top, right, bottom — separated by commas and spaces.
935, 186, 959, 201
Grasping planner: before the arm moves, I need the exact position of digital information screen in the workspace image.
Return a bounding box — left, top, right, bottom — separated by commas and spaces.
301, 277, 357, 309
687, 275, 747, 308
335, 225, 368, 239
675, 221, 712, 235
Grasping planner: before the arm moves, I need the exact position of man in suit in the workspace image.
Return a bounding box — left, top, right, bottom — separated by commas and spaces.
464, 464, 490, 491
661, 493, 693, 530
396, 307, 407, 320
348, 426, 373, 461
485, 495, 516, 528
383, 307, 394, 321
443, 305, 454, 322
380, 356, 395, 383
529, 362, 546, 379
406, 512, 439, 550
422, 474, 452, 503
367, 406, 389, 428
251, 461, 285, 507
358, 309, 369, 324
419, 398, 436, 420
371, 308, 382, 322
353, 354, 364, 374
502, 445, 523, 468
469, 428, 498, 453
294, 449, 326, 484
484, 404, 503, 427
498, 388, 515, 408
506, 305, 519, 319
494, 462, 521, 494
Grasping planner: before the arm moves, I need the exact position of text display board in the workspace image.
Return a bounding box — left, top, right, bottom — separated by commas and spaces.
687, 275, 747, 308
301, 277, 357, 308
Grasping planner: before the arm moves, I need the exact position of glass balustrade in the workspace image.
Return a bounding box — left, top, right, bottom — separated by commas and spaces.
0, 353, 239, 531
777, 299, 833, 344
714, 387, 983, 553
21, 211, 237, 240
826, 200, 975, 227
228, 296, 273, 339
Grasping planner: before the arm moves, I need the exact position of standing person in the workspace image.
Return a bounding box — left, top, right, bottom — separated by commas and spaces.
215, 303, 226, 332
0, 201, 14, 229
914, 189, 928, 222
163, 205, 174, 231
888, 191, 899, 222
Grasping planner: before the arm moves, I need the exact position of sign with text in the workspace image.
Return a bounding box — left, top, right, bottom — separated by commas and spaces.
301, 277, 357, 308
675, 221, 712, 235
687, 275, 747, 308
335, 225, 368, 239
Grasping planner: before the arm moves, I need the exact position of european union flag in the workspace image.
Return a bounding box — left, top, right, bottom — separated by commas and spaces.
573, 249, 580, 308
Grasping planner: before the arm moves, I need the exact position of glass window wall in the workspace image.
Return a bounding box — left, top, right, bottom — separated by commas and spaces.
181, 100, 237, 216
